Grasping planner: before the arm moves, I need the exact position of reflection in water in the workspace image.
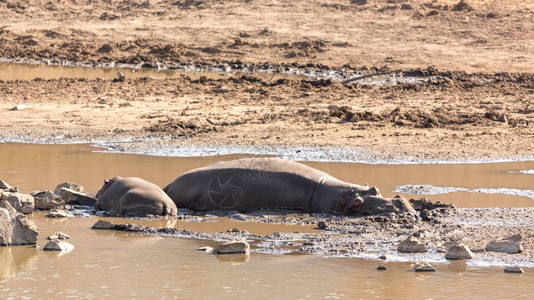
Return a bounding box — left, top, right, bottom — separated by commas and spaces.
447, 261, 468, 275
0, 245, 38, 279
215, 253, 251, 264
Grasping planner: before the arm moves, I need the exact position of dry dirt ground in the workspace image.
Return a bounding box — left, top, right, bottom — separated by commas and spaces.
0, 0, 533, 162
1, 0, 534, 267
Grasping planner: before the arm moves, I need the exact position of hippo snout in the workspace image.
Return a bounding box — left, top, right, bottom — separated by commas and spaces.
360, 195, 414, 216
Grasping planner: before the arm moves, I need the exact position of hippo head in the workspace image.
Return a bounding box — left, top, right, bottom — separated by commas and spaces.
96, 176, 122, 199
336, 186, 414, 216
359, 191, 415, 216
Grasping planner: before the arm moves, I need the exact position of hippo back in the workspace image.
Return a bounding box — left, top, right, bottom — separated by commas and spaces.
96, 177, 178, 216
163, 158, 339, 211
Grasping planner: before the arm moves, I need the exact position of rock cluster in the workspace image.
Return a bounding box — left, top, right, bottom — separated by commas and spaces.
1, 179, 92, 247
0, 194, 38, 246
1, 179, 94, 216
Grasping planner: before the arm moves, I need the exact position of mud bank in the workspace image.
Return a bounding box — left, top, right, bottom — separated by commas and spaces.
88, 205, 534, 268
1, 71, 533, 164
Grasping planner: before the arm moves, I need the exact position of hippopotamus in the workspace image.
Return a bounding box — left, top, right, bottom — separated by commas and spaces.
163, 158, 414, 216
95, 177, 178, 217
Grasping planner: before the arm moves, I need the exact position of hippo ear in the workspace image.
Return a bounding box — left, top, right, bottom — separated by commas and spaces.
105, 179, 110, 184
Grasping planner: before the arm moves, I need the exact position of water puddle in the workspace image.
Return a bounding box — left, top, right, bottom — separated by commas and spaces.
0, 61, 444, 85
0, 60, 298, 81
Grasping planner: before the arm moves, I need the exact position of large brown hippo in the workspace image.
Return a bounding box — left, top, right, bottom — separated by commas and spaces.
163, 158, 414, 216
95, 177, 178, 217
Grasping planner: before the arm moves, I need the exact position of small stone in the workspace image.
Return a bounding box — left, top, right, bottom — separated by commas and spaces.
91, 220, 114, 230
504, 266, 524, 274
451, 0, 474, 12
198, 246, 214, 253
0, 179, 12, 189
213, 241, 250, 255
45, 209, 69, 218
378, 254, 388, 260
445, 244, 474, 260
54, 182, 84, 195
398, 236, 427, 253
7, 187, 19, 193
43, 240, 75, 252
10, 104, 33, 111
59, 188, 96, 206
412, 261, 436, 272
485, 236, 523, 254
377, 265, 388, 271
47, 232, 71, 240
317, 221, 327, 229
437, 246, 447, 253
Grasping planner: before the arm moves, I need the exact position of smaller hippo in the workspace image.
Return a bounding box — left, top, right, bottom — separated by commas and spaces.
95, 177, 177, 217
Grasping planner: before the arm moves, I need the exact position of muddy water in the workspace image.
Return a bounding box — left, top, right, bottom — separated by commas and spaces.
0, 61, 437, 85
0, 61, 303, 81
2, 143, 534, 298
1, 143, 533, 208
1, 213, 532, 299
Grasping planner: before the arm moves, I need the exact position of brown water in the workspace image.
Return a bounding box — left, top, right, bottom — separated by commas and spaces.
1, 213, 533, 299
0, 61, 302, 81
1, 143, 533, 208
2, 143, 534, 298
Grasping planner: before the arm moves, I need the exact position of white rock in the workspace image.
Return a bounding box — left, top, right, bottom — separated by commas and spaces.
10, 104, 33, 111
412, 260, 436, 272
214, 241, 250, 254
45, 209, 69, 218
485, 235, 523, 254
398, 236, 427, 253
43, 240, 75, 252
445, 244, 474, 260
47, 232, 71, 240
54, 182, 84, 195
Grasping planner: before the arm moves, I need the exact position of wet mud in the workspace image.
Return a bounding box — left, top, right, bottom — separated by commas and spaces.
87, 204, 534, 268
